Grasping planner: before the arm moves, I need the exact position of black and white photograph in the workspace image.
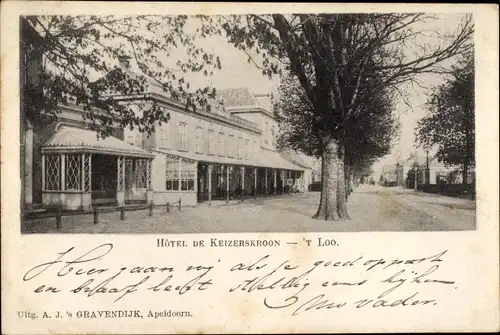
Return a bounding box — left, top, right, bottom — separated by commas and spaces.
19, 11, 476, 234
3, 3, 499, 335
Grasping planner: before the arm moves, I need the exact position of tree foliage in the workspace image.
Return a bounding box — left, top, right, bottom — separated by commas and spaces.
273, 73, 400, 181
415, 52, 475, 183
21, 15, 222, 136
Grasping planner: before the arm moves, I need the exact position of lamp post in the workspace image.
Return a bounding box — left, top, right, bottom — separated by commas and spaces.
414, 161, 418, 191
425, 150, 430, 185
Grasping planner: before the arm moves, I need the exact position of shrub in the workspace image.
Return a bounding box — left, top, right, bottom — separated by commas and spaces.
417, 183, 475, 199
308, 182, 321, 192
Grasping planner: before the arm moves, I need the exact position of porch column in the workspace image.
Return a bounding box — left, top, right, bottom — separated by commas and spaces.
299, 171, 302, 192
199, 164, 204, 203
61, 154, 66, 191
25, 121, 33, 204
293, 171, 297, 191
41, 154, 45, 192
117, 156, 125, 206
226, 165, 230, 203
281, 170, 285, 194
264, 168, 268, 197
208, 164, 212, 206
240, 166, 245, 202
81, 153, 85, 191
146, 159, 152, 190
131, 159, 137, 190
302, 171, 305, 192
146, 158, 153, 204
273, 169, 277, 195
254, 167, 257, 198
80, 153, 92, 211
88, 154, 92, 191
178, 158, 182, 191
287, 170, 291, 193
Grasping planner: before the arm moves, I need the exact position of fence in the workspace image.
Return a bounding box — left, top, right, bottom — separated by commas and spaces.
24, 199, 183, 229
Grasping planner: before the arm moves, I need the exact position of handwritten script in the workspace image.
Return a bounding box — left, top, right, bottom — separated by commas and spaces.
23, 243, 456, 315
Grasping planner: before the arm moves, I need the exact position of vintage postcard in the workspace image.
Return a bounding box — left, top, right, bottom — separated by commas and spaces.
1, 1, 499, 334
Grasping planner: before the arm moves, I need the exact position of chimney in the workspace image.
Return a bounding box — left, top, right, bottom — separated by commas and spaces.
118, 55, 132, 69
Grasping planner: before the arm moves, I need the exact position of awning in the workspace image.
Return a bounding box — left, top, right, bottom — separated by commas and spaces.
42, 126, 154, 158
153, 148, 304, 171
258, 149, 305, 170
280, 152, 313, 169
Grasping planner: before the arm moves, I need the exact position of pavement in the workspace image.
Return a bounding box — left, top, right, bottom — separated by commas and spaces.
22, 185, 476, 234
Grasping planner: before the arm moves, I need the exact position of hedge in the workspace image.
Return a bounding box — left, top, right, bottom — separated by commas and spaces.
416, 183, 475, 199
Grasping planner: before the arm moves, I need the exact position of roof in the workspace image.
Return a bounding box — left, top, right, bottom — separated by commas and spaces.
217, 88, 258, 107
42, 126, 153, 158
153, 148, 304, 171
280, 153, 313, 169
398, 153, 447, 168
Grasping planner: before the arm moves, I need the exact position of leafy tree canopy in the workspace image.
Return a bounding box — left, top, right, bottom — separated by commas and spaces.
22, 15, 222, 136
416, 52, 474, 181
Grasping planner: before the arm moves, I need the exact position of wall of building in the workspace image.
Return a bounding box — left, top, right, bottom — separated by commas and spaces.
153, 107, 261, 160
230, 111, 278, 151
261, 113, 278, 151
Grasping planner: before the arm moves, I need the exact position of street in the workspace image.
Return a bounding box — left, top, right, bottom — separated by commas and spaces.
23, 185, 475, 234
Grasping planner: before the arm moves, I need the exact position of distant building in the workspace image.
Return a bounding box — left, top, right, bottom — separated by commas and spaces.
394, 153, 473, 187
381, 164, 398, 186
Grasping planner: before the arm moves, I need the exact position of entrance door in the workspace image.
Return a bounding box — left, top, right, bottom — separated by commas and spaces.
91, 154, 117, 204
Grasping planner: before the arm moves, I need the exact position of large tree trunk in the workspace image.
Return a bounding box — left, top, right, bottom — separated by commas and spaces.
344, 164, 353, 200
313, 137, 350, 220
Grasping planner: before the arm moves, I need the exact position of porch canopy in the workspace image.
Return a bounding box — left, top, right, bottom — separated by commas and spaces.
153, 147, 302, 171
41, 126, 154, 210
42, 126, 153, 158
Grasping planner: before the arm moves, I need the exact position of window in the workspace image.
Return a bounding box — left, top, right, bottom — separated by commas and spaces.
245, 139, 250, 159
166, 157, 196, 191
237, 137, 242, 159
218, 132, 225, 156
159, 127, 164, 148
45, 154, 61, 190
166, 158, 179, 191
264, 121, 269, 145
135, 159, 148, 188
228, 134, 235, 157
158, 123, 170, 149
65, 154, 81, 190
181, 160, 196, 191
195, 127, 203, 153
208, 129, 214, 155
179, 122, 188, 151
